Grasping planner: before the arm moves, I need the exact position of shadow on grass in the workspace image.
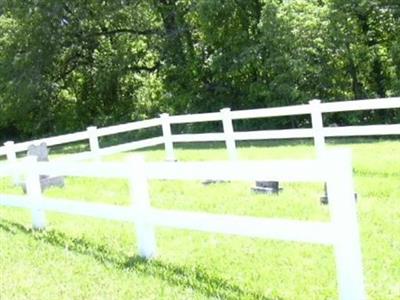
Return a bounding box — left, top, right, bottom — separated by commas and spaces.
0, 219, 278, 300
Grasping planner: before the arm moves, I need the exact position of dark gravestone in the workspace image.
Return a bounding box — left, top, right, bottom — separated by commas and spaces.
22, 143, 64, 192
251, 181, 281, 194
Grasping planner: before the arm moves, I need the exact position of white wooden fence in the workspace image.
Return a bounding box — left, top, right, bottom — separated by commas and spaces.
0, 97, 399, 164
0, 149, 364, 299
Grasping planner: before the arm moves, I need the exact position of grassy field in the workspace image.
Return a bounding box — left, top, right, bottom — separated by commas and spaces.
0, 138, 399, 299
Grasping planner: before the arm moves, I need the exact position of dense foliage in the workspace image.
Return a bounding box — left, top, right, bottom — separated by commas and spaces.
0, 0, 399, 139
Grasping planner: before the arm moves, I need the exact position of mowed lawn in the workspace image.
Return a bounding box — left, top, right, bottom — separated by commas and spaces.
0, 139, 399, 299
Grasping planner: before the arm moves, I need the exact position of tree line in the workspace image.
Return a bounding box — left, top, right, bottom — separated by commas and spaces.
0, 0, 399, 140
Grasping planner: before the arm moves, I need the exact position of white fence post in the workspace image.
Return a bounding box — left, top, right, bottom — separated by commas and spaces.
220, 108, 237, 160
325, 149, 365, 300
309, 99, 325, 158
160, 113, 176, 161
25, 157, 46, 230
129, 156, 156, 259
4, 141, 20, 184
87, 126, 100, 160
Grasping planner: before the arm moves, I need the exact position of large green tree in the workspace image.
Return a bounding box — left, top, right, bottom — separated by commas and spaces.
0, 0, 399, 139
0, 0, 163, 138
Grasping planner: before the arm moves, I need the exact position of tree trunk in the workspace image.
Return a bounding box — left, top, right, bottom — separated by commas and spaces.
345, 42, 364, 99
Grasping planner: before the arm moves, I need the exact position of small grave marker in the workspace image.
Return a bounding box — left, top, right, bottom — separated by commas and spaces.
22, 143, 65, 192
252, 181, 281, 194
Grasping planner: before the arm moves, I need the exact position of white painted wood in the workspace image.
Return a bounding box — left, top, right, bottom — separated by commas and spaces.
4, 141, 20, 184
61, 137, 164, 161
321, 97, 400, 113
220, 108, 238, 160
0, 162, 15, 176
98, 136, 164, 156
150, 209, 334, 244
230, 104, 311, 119
309, 100, 326, 158
325, 149, 365, 300
1, 159, 313, 182
0, 146, 6, 156
96, 118, 162, 137
42, 197, 134, 222
0, 195, 33, 209
25, 157, 46, 230
324, 124, 400, 137
2, 160, 325, 181
8, 119, 161, 156
0, 151, 366, 298
4, 141, 16, 162
3, 97, 399, 160
13, 131, 89, 152
33, 161, 130, 178
160, 113, 176, 161
61, 151, 94, 162
0, 195, 333, 244
171, 129, 315, 143
129, 156, 156, 259
7, 119, 161, 155
0, 195, 134, 222
87, 126, 100, 160
146, 160, 325, 182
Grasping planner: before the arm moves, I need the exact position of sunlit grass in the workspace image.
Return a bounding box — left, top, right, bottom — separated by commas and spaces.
1, 138, 399, 299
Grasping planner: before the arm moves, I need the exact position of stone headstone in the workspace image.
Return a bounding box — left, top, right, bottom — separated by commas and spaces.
251, 181, 281, 194
27, 142, 49, 162
22, 142, 65, 192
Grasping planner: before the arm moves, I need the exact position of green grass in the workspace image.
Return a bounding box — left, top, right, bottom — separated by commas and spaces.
1, 138, 399, 299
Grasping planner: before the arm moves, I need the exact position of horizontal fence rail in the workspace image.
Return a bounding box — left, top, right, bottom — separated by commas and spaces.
323, 124, 400, 137
0, 150, 365, 299
96, 118, 162, 137
150, 210, 335, 245
97, 136, 164, 157
1, 97, 399, 163
168, 111, 222, 124
13, 131, 89, 153
0, 195, 134, 222
0, 195, 334, 245
0, 160, 325, 182
320, 97, 400, 113
229, 103, 312, 119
